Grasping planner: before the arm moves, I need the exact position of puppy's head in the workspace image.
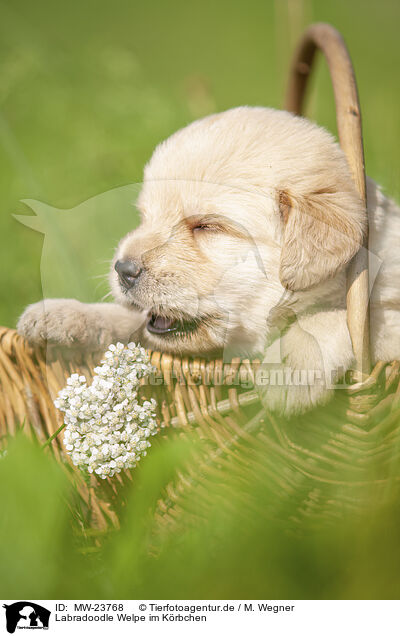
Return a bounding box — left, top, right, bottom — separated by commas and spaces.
111, 107, 366, 355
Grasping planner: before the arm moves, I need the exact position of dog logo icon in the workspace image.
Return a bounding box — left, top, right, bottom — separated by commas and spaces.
3, 602, 51, 633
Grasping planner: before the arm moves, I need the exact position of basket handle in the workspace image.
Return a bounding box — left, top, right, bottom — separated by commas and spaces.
284, 22, 371, 378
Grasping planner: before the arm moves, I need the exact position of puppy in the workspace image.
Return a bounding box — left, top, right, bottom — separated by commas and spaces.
17, 107, 400, 414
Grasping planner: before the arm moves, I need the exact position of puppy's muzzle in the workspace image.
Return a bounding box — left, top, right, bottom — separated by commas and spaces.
115, 259, 142, 289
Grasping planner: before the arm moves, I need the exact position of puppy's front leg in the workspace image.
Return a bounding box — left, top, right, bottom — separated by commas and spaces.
258, 309, 355, 415
17, 299, 145, 350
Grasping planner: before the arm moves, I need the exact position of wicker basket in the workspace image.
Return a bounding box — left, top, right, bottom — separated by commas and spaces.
1, 23, 400, 530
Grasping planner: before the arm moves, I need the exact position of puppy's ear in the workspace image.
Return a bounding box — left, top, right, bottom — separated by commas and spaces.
278, 188, 366, 291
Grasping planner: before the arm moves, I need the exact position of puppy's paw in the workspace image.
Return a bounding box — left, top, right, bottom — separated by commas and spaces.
257, 309, 355, 415
17, 299, 114, 350
257, 319, 335, 416
257, 368, 331, 416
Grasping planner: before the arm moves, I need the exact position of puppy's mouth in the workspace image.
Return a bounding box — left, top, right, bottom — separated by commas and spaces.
146, 313, 200, 337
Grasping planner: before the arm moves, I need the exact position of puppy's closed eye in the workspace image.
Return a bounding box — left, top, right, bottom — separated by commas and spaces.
188, 215, 225, 235
188, 216, 247, 241
192, 221, 222, 233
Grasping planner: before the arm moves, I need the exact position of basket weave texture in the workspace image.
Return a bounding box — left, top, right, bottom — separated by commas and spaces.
1, 327, 400, 530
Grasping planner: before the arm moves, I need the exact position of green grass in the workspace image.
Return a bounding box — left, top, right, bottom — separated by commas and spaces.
2, 428, 400, 599
0, 0, 399, 326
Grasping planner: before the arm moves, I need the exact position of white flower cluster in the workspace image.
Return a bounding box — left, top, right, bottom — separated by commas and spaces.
54, 342, 157, 479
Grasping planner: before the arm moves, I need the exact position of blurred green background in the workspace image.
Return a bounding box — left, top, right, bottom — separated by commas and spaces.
0, 0, 399, 326
3, 428, 400, 600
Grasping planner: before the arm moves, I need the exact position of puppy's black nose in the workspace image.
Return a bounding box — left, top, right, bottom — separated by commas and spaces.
115, 259, 142, 289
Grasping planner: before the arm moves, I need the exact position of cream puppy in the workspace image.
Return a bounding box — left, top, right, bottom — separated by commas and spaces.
17, 107, 400, 414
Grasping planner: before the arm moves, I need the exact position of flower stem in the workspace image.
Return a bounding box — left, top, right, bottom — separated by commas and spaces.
42, 422, 66, 449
